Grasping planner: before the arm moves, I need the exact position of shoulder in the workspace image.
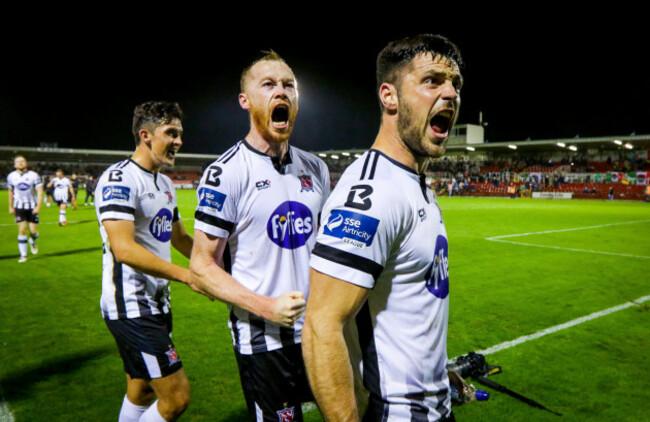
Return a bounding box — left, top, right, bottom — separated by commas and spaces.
290, 146, 329, 178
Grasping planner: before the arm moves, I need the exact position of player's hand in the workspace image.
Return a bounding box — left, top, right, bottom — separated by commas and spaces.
269, 291, 306, 327
32, 206, 41, 214
9, 207, 15, 215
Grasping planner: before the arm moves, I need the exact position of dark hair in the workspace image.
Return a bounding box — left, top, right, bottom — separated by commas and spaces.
376, 34, 463, 105
132, 101, 183, 145
240, 50, 287, 92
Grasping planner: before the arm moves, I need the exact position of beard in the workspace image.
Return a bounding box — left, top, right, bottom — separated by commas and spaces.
397, 96, 447, 159
250, 104, 295, 144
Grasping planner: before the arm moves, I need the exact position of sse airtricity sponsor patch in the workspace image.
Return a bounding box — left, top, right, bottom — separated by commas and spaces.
149, 208, 173, 242
323, 209, 379, 248
266, 201, 314, 249
425, 235, 449, 299
102, 186, 131, 202
198, 187, 227, 211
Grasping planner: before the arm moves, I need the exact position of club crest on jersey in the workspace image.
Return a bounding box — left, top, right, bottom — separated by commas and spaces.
198, 188, 227, 212
165, 348, 180, 365
17, 182, 30, 191
424, 235, 449, 299
102, 186, 130, 202
276, 405, 295, 422
323, 209, 379, 248
165, 191, 173, 204
149, 208, 173, 242
299, 175, 313, 192
267, 201, 313, 249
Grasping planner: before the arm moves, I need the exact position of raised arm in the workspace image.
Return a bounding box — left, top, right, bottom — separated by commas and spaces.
302, 268, 369, 422
189, 229, 305, 327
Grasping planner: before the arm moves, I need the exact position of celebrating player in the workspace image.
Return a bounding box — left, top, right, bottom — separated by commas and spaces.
302, 34, 473, 421
7, 155, 43, 263
190, 51, 330, 421
96, 101, 198, 422
47, 169, 76, 226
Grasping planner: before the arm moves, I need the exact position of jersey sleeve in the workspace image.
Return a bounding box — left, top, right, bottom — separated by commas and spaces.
194, 160, 240, 238
96, 168, 138, 222
32, 172, 42, 187
310, 177, 399, 289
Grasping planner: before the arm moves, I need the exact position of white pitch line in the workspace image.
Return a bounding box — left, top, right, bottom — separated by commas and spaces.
486, 219, 650, 240
486, 219, 650, 259
0, 399, 14, 422
488, 238, 650, 259
473, 295, 650, 356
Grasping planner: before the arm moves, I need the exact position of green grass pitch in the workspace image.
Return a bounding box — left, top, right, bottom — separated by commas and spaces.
1, 190, 648, 421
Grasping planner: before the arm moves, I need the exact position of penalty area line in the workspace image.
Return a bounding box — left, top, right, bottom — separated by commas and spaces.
472, 295, 650, 357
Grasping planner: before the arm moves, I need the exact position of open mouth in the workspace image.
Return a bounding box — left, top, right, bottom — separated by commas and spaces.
430, 110, 453, 138
166, 150, 177, 160
271, 104, 290, 129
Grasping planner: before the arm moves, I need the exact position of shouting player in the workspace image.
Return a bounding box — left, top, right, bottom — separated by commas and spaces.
303, 34, 474, 421
96, 101, 199, 422
7, 155, 43, 263
190, 51, 330, 421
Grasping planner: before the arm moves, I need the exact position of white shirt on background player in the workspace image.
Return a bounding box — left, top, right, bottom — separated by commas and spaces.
7, 170, 42, 209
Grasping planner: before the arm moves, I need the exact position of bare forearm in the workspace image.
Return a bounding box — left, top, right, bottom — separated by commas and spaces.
189, 255, 273, 316
303, 318, 360, 422
114, 242, 188, 283
172, 233, 193, 259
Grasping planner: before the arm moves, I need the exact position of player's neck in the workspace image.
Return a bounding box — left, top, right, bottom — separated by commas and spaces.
244, 130, 289, 159
131, 145, 159, 173
372, 123, 431, 174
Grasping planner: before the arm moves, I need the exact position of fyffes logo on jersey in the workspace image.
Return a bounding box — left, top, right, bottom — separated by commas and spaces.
266, 201, 313, 249
17, 182, 30, 191
149, 208, 173, 242
425, 235, 449, 299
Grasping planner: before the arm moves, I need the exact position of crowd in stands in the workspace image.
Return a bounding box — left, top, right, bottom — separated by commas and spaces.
3, 151, 648, 200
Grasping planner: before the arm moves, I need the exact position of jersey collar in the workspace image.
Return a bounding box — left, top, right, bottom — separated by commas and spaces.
369, 149, 430, 203
241, 139, 293, 175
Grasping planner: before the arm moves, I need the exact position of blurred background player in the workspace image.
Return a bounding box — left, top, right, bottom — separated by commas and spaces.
84, 175, 96, 206
7, 155, 43, 263
96, 101, 201, 422
190, 51, 330, 421
303, 34, 473, 421
47, 169, 76, 225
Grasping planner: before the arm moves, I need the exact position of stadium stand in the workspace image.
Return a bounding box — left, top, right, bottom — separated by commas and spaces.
2, 134, 649, 200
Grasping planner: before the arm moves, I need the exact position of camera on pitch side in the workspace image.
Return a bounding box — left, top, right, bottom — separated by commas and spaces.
446, 351, 489, 379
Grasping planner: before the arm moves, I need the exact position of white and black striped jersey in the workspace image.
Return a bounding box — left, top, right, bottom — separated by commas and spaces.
51, 177, 72, 202
7, 170, 42, 209
310, 150, 452, 421
194, 140, 330, 355
95, 159, 181, 320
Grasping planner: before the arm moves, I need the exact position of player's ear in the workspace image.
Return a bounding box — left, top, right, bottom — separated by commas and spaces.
139, 129, 152, 147
238, 93, 250, 110
379, 83, 398, 112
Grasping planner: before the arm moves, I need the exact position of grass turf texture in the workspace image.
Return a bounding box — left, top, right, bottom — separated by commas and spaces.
0, 190, 648, 421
